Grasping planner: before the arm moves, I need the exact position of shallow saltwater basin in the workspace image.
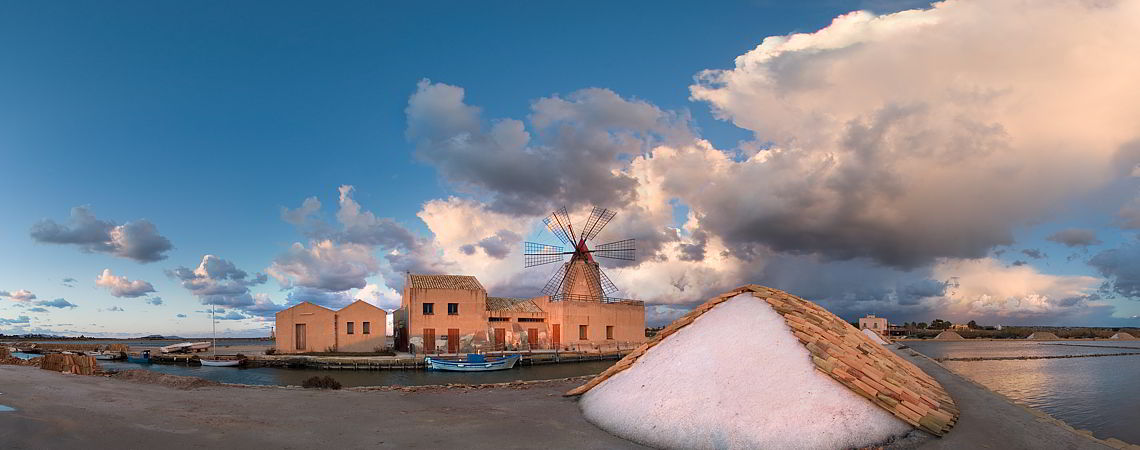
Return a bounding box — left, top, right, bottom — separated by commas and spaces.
907, 340, 1140, 444
96, 359, 616, 387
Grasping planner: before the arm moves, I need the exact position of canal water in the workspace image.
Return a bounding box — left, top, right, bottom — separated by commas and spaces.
907, 340, 1140, 444
93, 359, 617, 388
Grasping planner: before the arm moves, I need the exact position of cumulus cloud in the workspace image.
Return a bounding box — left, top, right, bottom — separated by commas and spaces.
170, 255, 268, 314
95, 269, 156, 298
406, 80, 692, 215
36, 298, 78, 309
1047, 228, 1103, 248
30, 206, 173, 262
930, 258, 1104, 321
0, 289, 36, 302
275, 186, 454, 306
269, 240, 378, 292
685, 0, 1140, 268
1089, 244, 1140, 300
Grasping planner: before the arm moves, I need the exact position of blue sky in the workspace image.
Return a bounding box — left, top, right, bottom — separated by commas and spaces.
2, 0, 1139, 336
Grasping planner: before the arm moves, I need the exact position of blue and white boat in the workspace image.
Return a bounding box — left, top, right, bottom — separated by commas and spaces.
425, 354, 521, 371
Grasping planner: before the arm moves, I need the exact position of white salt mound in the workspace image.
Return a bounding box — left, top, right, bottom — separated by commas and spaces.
579, 294, 911, 449
862, 328, 889, 345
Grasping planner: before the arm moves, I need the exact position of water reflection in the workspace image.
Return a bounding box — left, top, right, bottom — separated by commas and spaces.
910, 341, 1140, 444
97, 359, 615, 388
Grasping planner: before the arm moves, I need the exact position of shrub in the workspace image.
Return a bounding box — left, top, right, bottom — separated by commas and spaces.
302, 375, 342, 390
264, 348, 277, 355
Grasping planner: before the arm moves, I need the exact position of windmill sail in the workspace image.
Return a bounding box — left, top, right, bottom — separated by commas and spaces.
524, 242, 567, 268
580, 207, 617, 242
543, 207, 577, 246
592, 239, 635, 261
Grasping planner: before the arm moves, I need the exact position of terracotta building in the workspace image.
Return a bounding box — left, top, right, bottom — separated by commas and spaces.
275, 300, 387, 354
394, 273, 646, 354
858, 314, 889, 337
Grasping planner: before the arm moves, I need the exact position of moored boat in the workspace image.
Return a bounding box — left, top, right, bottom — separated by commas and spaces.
425, 353, 521, 371
199, 358, 241, 367
160, 342, 212, 353
126, 350, 151, 363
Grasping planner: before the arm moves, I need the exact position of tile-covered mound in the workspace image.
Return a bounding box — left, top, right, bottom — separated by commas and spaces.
568, 284, 959, 437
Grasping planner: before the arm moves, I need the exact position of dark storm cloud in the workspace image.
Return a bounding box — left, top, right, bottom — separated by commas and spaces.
1046, 228, 1102, 248
29, 206, 173, 262
1089, 244, 1140, 299
677, 230, 709, 262
476, 230, 520, 259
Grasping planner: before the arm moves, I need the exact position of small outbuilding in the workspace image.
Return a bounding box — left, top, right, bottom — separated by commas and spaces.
275, 300, 387, 354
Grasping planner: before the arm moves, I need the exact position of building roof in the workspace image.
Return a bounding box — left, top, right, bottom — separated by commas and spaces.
566, 284, 959, 437
406, 274, 485, 292
486, 297, 543, 313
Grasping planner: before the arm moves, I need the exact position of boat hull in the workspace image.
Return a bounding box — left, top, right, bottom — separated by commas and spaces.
425, 355, 520, 372
199, 359, 241, 367
126, 356, 150, 364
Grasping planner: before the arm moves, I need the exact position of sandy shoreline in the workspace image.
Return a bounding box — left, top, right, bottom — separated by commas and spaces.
0, 346, 1126, 449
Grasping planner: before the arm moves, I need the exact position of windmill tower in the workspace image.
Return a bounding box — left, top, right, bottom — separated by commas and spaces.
524, 207, 635, 300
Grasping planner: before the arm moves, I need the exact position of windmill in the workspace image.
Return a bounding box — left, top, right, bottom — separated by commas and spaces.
524, 207, 635, 300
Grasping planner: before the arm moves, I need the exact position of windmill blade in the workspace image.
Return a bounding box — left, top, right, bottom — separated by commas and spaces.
543, 207, 577, 246
580, 207, 617, 242
541, 262, 575, 297
597, 268, 620, 296
523, 242, 569, 268
591, 238, 635, 261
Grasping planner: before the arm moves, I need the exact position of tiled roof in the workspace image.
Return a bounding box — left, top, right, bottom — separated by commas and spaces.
406, 274, 485, 292
486, 297, 543, 313
567, 284, 959, 437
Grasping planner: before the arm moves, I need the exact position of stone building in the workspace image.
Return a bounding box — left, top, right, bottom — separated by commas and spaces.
393, 273, 646, 354
274, 300, 387, 354
858, 314, 889, 337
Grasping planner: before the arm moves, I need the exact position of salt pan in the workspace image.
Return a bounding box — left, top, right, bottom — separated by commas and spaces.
580, 293, 911, 449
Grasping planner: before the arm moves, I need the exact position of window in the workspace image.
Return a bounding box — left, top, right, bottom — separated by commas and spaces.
489, 317, 509, 322
873, 322, 879, 329
447, 303, 459, 315
346, 322, 354, 335
579, 325, 588, 340
606, 326, 614, 340
423, 303, 434, 315
518, 317, 544, 323
362, 321, 371, 335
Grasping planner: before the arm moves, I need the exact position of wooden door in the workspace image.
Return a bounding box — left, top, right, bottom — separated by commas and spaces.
494, 328, 506, 349
448, 328, 459, 353
295, 324, 306, 350
552, 324, 560, 349
423, 328, 435, 354
527, 328, 538, 349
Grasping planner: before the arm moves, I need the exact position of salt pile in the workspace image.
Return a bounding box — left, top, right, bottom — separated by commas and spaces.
934, 331, 964, 340
1109, 332, 1136, 340
572, 286, 959, 449
1026, 332, 1060, 340
863, 328, 889, 345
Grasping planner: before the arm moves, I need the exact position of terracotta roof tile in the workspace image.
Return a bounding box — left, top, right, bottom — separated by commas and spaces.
486, 297, 543, 313
406, 274, 485, 292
